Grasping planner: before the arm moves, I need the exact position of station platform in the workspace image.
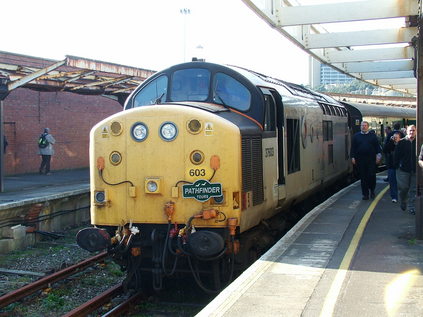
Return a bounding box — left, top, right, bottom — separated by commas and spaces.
198, 175, 423, 317
0, 168, 90, 252
0, 168, 89, 210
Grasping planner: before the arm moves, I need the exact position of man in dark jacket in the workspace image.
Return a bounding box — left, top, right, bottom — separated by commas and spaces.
394, 125, 417, 214
351, 121, 381, 200
383, 123, 404, 203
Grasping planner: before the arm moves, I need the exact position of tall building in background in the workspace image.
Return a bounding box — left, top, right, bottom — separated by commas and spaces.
310, 57, 353, 88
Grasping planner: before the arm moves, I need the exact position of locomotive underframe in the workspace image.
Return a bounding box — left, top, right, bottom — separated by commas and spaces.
100, 209, 289, 294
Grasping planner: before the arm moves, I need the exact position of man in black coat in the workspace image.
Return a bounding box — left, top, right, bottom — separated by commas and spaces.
393, 125, 417, 214
383, 123, 404, 203
351, 121, 381, 200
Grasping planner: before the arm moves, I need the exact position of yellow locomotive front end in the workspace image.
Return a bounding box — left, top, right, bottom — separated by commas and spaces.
78, 103, 243, 292
90, 104, 241, 227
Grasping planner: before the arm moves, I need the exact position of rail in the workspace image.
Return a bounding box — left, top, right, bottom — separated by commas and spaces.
0, 251, 108, 308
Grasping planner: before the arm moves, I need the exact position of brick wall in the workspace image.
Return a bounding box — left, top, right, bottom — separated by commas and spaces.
3, 88, 122, 175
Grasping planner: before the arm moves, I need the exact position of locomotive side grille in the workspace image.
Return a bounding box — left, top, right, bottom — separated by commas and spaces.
241, 138, 252, 192
242, 136, 264, 206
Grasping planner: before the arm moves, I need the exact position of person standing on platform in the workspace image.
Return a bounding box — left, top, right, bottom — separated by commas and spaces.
419, 144, 423, 169
351, 121, 382, 200
384, 131, 402, 203
382, 126, 392, 182
384, 126, 392, 141
394, 125, 417, 215
3, 135, 8, 153
38, 128, 56, 175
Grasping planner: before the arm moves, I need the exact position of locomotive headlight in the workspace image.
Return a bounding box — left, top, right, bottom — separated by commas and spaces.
159, 122, 178, 141
145, 177, 162, 194
131, 122, 148, 141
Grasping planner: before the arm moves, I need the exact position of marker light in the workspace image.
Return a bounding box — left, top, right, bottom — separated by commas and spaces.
110, 121, 123, 136
145, 178, 162, 194
190, 150, 204, 165
97, 157, 105, 171
187, 119, 202, 134
213, 194, 224, 204
159, 122, 178, 141
94, 190, 106, 205
109, 151, 122, 165
131, 122, 148, 141
147, 181, 158, 192
210, 155, 220, 170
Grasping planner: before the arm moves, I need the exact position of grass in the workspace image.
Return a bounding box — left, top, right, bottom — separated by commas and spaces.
107, 261, 124, 277
408, 238, 417, 245
41, 293, 65, 310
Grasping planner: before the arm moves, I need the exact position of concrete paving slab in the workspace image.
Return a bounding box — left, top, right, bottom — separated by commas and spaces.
198, 175, 423, 317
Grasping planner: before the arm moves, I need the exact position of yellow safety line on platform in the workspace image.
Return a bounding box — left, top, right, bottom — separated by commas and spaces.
319, 185, 389, 317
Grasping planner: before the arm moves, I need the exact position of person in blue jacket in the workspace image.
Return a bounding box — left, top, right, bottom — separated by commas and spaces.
351, 121, 381, 200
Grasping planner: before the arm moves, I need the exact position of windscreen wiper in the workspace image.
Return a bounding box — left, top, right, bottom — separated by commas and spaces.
155, 92, 165, 104
214, 93, 230, 109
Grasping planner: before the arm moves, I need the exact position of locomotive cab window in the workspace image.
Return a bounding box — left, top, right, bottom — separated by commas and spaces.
287, 118, 300, 174
170, 68, 210, 101
133, 75, 168, 107
263, 94, 276, 132
213, 73, 251, 111
323, 120, 333, 141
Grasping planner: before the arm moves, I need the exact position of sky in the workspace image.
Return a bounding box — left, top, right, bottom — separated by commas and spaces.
1, 0, 310, 85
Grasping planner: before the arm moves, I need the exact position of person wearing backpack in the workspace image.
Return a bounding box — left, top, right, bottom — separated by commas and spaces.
38, 128, 56, 175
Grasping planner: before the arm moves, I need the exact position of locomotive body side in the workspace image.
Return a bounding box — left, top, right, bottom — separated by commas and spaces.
274, 95, 349, 213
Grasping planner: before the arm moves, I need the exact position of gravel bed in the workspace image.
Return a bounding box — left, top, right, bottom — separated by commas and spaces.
0, 225, 216, 316
0, 225, 125, 317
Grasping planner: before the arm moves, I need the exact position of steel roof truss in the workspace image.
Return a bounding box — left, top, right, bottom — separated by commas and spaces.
320, 46, 414, 63
276, 0, 418, 27
7, 59, 66, 91
304, 28, 416, 49
64, 71, 97, 83
378, 82, 414, 88
376, 78, 416, 85
0, 63, 19, 71
335, 60, 413, 73
38, 70, 90, 80
355, 71, 415, 80
70, 75, 133, 91
242, 0, 418, 96
112, 87, 136, 94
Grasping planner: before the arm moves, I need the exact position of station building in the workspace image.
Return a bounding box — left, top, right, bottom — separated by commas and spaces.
0, 51, 155, 175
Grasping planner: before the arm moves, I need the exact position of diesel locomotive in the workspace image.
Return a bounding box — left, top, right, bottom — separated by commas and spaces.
76, 61, 413, 293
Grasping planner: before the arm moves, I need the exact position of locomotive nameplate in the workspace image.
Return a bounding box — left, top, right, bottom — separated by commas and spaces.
182, 180, 222, 202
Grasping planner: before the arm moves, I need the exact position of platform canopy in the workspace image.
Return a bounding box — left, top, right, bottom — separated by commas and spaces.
0, 51, 156, 105
242, 0, 419, 96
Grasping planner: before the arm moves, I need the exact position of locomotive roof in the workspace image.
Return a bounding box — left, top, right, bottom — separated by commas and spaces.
126, 61, 345, 127
161, 61, 342, 107
226, 64, 341, 106
347, 102, 416, 118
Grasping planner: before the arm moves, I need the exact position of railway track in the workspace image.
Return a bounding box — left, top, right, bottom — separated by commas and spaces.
63, 284, 144, 317
0, 249, 146, 316
0, 251, 108, 309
